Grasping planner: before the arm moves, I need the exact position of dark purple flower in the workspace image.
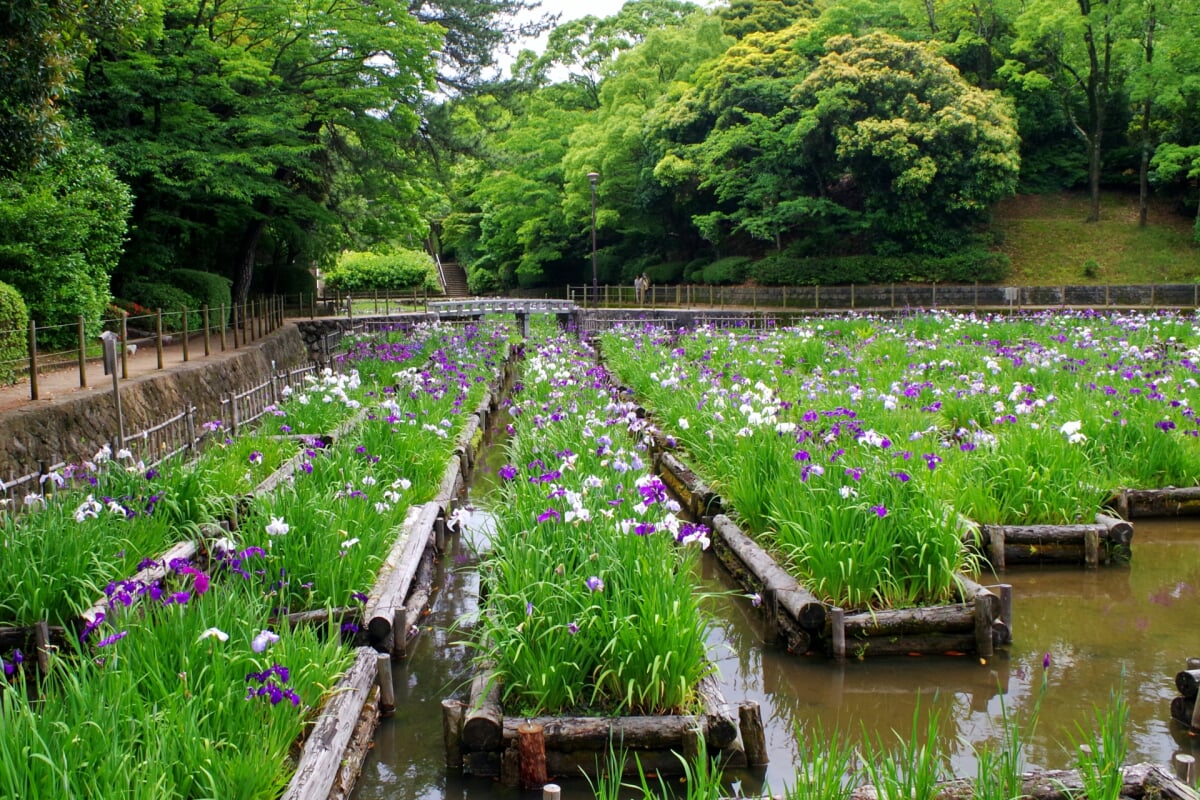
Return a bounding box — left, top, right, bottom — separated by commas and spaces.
96, 631, 128, 648
537, 508, 560, 524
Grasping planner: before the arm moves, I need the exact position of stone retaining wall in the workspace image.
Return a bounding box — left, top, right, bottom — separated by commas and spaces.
1, 325, 310, 481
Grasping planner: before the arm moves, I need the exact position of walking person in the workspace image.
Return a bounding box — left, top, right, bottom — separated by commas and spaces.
634, 274, 646, 305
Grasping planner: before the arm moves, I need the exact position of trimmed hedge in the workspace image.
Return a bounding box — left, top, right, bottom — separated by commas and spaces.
324, 249, 439, 293
0, 281, 28, 384
749, 249, 1010, 286
169, 269, 231, 312
699, 256, 752, 285
116, 281, 202, 333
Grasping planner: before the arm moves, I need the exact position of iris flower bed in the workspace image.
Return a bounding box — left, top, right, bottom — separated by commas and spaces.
601, 311, 1200, 610
475, 327, 714, 717
1, 321, 511, 798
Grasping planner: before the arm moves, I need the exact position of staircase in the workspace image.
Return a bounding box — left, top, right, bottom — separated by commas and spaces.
439, 261, 470, 298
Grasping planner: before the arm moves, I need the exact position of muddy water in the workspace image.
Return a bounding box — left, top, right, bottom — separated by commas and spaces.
352, 517, 1199, 800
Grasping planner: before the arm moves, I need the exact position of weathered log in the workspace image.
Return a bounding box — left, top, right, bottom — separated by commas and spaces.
0, 624, 68, 653
954, 575, 1002, 620
659, 452, 719, 519
839, 604, 975, 639
842, 633, 979, 659
974, 593, 994, 659
518, 723, 548, 789
738, 701, 768, 767
435, 453, 465, 510
711, 514, 827, 631
33, 621, 51, 674
275, 606, 358, 631
1121, 486, 1200, 518
328, 684, 382, 800
1147, 760, 1199, 800
1176, 668, 1200, 699
850, 762, 1163, 800
398, 544, 437, 658
442, 699, 466, 769
1095, 512, 1134, 545
1172, 754, 1196, 785
499, 714, 703, 751
79, 540, 199, 627
376, 653, 395, 717
697, 674, 738, 749
988, 523, 1106, 544
282, 647, 378, 800
1172, 695, 1199, 730
462, 666, 504, 752
364, 502, 436, 647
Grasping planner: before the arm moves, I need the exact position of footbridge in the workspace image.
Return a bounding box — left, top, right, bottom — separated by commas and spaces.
428, 298, 578, 336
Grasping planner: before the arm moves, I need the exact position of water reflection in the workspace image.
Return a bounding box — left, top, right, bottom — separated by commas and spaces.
353, 518, 1199, 800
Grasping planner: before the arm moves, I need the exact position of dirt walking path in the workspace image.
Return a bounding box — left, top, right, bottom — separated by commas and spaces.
0, 331, 271, 415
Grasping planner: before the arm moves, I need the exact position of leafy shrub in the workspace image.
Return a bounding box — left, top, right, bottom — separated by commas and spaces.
0, 128, 131, 348
700, 256, 752, 285
170, 269, 232, 312
683, 257, 713, 283
117, 281, 202, 333
0, 281, 28, 384
324, 249, 439, 293
749, 249, 1009, 285
643, 261, 686, 284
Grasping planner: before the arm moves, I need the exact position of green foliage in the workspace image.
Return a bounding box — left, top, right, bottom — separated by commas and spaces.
117, 281, 202, 334
169, 269, 232, 315
0, 0, 138, 173
0, 127, 130, 348
81, 0, 442, 302
0, 281, 29, 384
323, 250, 439, 293
643, 261, 687, 284
750, 250, 1011, 285
700, 256, 753, 285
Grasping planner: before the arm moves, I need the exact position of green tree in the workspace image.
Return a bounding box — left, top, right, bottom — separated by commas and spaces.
1003, 0, 1125, 222
80, 0, 441, 304
0, 0, 137, 173
0, 128, 132, 347
791, 33, 1021, 252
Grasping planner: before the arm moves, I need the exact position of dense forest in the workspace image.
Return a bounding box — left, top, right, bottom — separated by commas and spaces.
2, 0, 1200, 339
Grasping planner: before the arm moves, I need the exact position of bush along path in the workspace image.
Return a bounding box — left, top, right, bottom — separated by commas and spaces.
0, 319, 513, 799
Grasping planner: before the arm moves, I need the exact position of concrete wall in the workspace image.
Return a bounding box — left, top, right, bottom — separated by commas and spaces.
1, 325, 311, 482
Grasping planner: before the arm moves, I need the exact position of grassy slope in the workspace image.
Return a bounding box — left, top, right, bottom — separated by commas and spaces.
992, 190, 1200, 286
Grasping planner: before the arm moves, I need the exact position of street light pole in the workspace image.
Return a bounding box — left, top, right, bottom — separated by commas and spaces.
587, 172, 599, 309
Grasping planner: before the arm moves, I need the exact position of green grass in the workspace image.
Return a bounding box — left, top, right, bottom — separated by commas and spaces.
993, 191, 1200, 285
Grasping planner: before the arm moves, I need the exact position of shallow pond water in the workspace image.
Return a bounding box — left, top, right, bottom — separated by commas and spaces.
351, 513, 1199, 800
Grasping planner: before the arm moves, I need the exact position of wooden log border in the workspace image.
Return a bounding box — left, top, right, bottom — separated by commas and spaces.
967, 513, 1134, 569
267, 335, 514, 798
445, 662, 760, 783
1115, 486, 1200, 518
652, 440, 1008, 659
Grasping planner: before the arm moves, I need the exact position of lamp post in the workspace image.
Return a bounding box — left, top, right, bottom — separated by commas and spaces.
587, 172, 599, 309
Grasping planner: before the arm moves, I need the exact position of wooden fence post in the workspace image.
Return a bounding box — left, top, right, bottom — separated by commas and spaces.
182, 306, 189, 362
120, 314, 129, 379
77, 315, 87, 389
155, 309, 164, 369
27, 319, 38, 401
203, 305, 211, 356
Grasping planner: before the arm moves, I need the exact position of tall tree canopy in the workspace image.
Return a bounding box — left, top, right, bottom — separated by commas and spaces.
81, 0, 441, 303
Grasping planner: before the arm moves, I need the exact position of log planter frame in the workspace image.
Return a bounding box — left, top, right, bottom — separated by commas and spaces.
0, 327, 514, 797
284, 341, 512, 798
648, 430, 1011, 660
443, 664, 766, 786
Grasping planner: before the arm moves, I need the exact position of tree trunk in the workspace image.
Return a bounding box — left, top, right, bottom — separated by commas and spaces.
1138, 5, 1157, 228
232, 213, 269, 305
